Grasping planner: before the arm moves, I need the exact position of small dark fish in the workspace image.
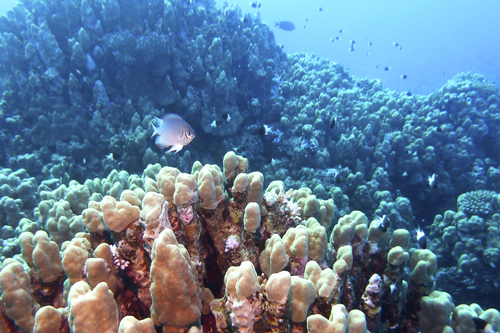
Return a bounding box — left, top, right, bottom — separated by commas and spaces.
339, 29, 343, 33
330, 116, 336, 129
474, 318, 489, 331
350, 40, 355, 44
473, 317, 496, 333
376, 65, 379, 69
384, 66, 389, 71
306, 18, 308, 22
349, 46, 354, 51
418, 237, 427, 249
376, 215, 391, 233
394, 42, 399, 47
250, 2, 257, 8
335, 36, 340, 40
399, 46, 402, 50
406, 91, 412, 96
367, 42, 372, 47
221, 113, 229, 120
258, 124, 274, 136
275, 21, 295, 31
318, 7, 323, 11
401, 74, 408, 79
303, 25, 306, 29
331, 38, 335, 42
334, 175, 343, 184
416, 224, 427, 249
258, 2, 261, 8
216, 120, 223, 127
258, 125, 266, 136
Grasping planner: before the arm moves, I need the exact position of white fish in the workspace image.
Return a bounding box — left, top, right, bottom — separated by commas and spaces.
263, 124, 274, 135
210, 120, 217, 128
105, 153, 114, 160
416, 224, 425, 241
151, 113, 195, 153
374, 215, 390, 232
428, 173, 437, 189
390, 283, 396, 294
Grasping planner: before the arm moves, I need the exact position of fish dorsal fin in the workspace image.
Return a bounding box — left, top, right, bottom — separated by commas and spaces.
151, 117, 162, 138
163, 113, 182, 121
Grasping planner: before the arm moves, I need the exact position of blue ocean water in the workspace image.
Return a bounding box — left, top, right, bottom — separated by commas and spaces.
0, 0, 17, 17
217, 0, 500, 95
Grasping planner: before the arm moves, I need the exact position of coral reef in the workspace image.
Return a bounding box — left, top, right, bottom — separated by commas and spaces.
429, 190, 500, 308
0, 0, 500, 329
0, 0, 284, 183
0, 152, 497, 333
0, 0, 499, 233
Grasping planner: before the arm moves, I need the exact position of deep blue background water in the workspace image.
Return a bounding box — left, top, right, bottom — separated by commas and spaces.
0, 0, 16, 17
217, 0, 500, 95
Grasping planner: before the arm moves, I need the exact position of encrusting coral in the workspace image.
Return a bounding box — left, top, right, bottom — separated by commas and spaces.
0, 151, 499, 333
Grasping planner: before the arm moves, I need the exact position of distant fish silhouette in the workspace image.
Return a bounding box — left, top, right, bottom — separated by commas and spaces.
275, 21, 295, 31
329, 116, 336, 129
